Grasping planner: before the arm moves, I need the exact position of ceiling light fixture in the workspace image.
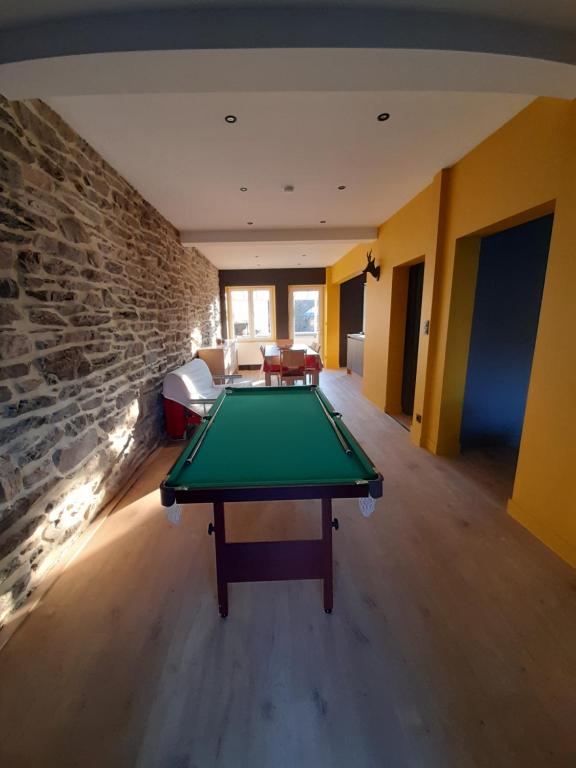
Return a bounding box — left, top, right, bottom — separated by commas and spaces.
283, 185, 295, 193
320, 220, 326, 224
247, 221, 254, 225
240, 187, 248, 192
377, 112, 390, 122
225, 115, 237, 123
337, 185, 346, 190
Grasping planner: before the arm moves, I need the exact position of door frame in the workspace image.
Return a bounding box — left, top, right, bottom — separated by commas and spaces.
385, 257, 425, 418
288, 285, 325, 345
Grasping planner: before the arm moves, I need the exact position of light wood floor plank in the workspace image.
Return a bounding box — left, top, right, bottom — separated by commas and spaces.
1, 370, 575, 768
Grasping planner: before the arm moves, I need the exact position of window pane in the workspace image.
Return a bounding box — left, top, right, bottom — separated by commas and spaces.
230, 290, 250, 338
252, 290, 271, 338
293, 290, 319, 334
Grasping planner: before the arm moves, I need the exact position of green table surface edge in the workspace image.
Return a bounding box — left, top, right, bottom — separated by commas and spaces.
164, 385, 379, 490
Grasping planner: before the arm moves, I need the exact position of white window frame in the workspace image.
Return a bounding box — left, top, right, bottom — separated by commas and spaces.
288, 284, 325, 340
225, 285, 276, 341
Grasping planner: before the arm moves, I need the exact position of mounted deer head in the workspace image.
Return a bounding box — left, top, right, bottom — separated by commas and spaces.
362, 250, 380, 281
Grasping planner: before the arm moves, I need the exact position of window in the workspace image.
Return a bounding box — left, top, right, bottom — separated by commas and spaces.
288, 286, 324, 342
226, 286, 275, 340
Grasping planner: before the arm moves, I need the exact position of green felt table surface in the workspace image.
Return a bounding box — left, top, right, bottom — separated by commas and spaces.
165, 386, 379, 489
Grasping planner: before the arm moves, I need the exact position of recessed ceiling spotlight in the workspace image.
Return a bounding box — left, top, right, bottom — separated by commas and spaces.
377, 112, 390, 122
225, 115, 237, 123
337, 185, 346, 190
297, 262, 302, 266
301, 254, 306, 258
320, 220, 326, 224
283, 185, 295, 193
240, 187, 248, 192
247, 221, 254, 225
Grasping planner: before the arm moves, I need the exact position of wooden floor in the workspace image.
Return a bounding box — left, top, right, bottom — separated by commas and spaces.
1, 370, 576, 768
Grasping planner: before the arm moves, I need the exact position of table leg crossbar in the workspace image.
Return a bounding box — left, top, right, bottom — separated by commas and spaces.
210, 499, 336, 617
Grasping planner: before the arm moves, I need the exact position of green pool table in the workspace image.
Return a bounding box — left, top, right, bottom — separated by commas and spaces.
161, 385, 383, 616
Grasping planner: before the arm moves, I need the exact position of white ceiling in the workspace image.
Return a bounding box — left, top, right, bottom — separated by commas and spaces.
6, 49, 576, 101
194, 241, 356, 270
48, 90, 532, 268
2, 0, 576, 31
3, 1, 572, 271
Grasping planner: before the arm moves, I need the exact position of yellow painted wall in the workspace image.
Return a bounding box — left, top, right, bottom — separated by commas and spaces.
326, 173, 446, 447
324, 244, 373, 369
324, 267, 340, 369
426, 97, 569, 454
507, 105, 576, 567
327, 97, 576, 567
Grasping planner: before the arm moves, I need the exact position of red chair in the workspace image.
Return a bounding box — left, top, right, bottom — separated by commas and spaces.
260, 344, 280, 385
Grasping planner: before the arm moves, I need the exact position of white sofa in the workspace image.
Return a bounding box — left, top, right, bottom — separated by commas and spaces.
163, 358, 235, 416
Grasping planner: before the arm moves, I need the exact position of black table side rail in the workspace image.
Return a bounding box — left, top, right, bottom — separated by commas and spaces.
160, 474, 383, 507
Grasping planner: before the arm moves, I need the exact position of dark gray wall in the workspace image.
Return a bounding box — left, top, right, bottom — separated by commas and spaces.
339, 275, 365, 367
219, 268, 326, 340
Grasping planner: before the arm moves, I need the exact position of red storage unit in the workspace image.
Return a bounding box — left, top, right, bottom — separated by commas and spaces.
163, 397, 202, 439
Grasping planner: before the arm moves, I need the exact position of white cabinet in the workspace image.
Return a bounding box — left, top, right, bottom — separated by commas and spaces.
346, 334, 364, 377
197, 341, 238, 377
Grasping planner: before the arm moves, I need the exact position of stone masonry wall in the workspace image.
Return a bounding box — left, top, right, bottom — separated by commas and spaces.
0, 97, 220, 628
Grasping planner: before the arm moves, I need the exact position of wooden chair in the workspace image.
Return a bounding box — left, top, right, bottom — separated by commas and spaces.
260, 344, 280, 385
305, 343, 321, 383
279, 348, 306, 386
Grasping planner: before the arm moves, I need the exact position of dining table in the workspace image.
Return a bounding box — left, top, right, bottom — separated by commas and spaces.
263, 343, 323, 386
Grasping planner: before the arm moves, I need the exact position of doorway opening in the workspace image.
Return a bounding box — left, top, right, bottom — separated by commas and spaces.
339, 274, 365, 367
401, 262, 425, 423
460, 214, 553, 492
387, 260, 425, 431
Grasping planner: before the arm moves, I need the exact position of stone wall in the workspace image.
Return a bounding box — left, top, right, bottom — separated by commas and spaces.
0, 97, 220, 628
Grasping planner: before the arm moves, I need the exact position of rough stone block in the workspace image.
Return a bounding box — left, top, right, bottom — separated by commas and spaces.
0, 363, 29, 381
3, 395, 57, 418
14, 378, 43, 394
0, 333, 31, 358
0, 457, 23, 504
22, 459, 54, 491
59, 217, 90, 244
0, 127, 32, 163
28, 309, 68, 326
36, 347, 92, 382
64, 414, 87, 437
0, 277, 19, 298
12, 103, 67, 154
49, 402, 80, 424
70, 314, 111, 327
15, 426, 64, 468
0, 304, 22, 325
0, 516, 43, 562
43, 258, 79, 277
52, 428, 99, 473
